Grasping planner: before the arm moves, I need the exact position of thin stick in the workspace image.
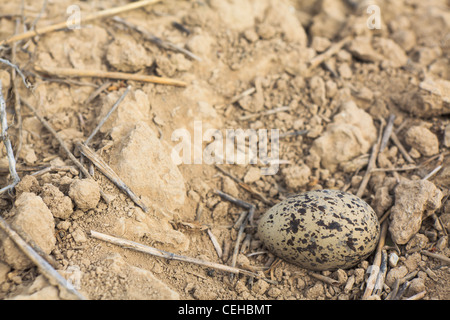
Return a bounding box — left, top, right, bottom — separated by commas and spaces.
405, 291, 427, 300
0, 216, 86, 300
84, 81, 111, 105
230, 212, 249, 274
112, 16, 202, 62
215, 189, 254, 210
391, 131, 415, 164
76, 142, 148, 212
0, 58, 30, 88
306, 36, 352, 75
363, 220, 388, 299
0, 0, 162, 46
239, 106, 290, 121
308, 272, 339, 286
422, 164, 443, 181
85, 86, 130, 145
215, 166, 273, 205
421, 250, 450, 265
20, 98, 110, 204
90, 230, 276, 283
34, 66, 187, 87
12, 18, 23, 161
0, 80, 20, 195
356, 120, 385, 198
207, 229, 223, 259
379, 114, 396, 153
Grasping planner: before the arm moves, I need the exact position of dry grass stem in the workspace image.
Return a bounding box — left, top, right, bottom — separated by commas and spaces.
112, 16, 202, 62
90, 230, 276, 284
0, 80, 20, 195
76, 142, 148, 213
85, 86, 130, 145
0, 0, 162, 46
306, 36, 352, 75
20, 98, 110, 204
35, 66, 187, 87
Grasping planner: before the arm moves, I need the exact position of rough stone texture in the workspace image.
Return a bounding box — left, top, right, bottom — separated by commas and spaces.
106, 36, 153, 72
41, 184, 73, 219
68, 179, 100, 212
0, 193, 56, 270
14, 175, 40, 196
310, 100, 377, 172
110, 205, 189, 252
103, 253, 179, 300
404, 125, 439, 156
281, 164, 311, 190
110, 121, 186, 212
400, 78, 450, 117
389, 180, 443, 245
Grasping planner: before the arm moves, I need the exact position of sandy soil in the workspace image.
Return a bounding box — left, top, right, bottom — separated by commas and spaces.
0, 0, 449, 300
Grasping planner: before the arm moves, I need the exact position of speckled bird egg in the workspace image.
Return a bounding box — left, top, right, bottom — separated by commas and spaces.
257, 189, 380, 271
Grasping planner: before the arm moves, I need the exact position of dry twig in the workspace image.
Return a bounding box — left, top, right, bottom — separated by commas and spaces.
76, 142, 148, 212
20, 98, 110, 204
0, 216, 86, 300
0, 80, 20, 195
362, 220, 388, 299
356, 119, 385, 198
85, 86, 130, 145
305, 36, 352, 75
90, 230, 276, 284
0, 0, 162, 47
112, 16, 202, 62
35, 66, 187, 87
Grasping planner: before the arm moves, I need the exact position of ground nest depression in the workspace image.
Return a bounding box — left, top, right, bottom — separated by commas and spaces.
0, 0, 449, 300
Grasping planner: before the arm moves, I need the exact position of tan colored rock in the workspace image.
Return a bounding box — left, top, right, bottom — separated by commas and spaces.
310, 100, 377, 172
111, 121, 186, 212
0, 193, 56, 270
404, 126, 439, 157
103, 253, 179, 300
69, 179, 100, 212
41, 184, 73, 219
281, 164, 311, 190
399, 77, 450, 117
106, 36, 153, 72
389, 180, 443, 245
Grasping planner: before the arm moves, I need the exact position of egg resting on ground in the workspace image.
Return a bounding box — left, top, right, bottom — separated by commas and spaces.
257, 189, 380, 271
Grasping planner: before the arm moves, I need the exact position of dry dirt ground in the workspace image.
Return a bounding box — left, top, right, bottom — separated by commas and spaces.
0, 0, 449, 300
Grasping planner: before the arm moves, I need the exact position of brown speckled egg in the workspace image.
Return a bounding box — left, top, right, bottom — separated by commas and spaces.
257, 189, 380, 271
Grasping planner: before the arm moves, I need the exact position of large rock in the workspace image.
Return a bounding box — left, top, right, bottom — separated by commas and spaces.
110, 121, 186, 212
102, 253, 179, 300
0, 193, 56, 270
399, 77, 450, 117
404, 126, 439, 157
310, 100, 377, 172
389, 180, 443, 245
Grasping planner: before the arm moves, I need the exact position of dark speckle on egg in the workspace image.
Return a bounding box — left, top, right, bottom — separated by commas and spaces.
257, 189, 380, 271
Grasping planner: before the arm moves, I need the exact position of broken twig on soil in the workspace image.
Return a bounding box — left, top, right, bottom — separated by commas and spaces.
85, 86, 131, 145
362, 220, 388, 299
76, 142, 148, 213
112, 16, 202, 62
90, 230, 276, 284
0, 216, 86, 300
34, 66, 187, 87
20, 98, 110, 204
0, 0, 162, 47
0, 80, 20, 195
